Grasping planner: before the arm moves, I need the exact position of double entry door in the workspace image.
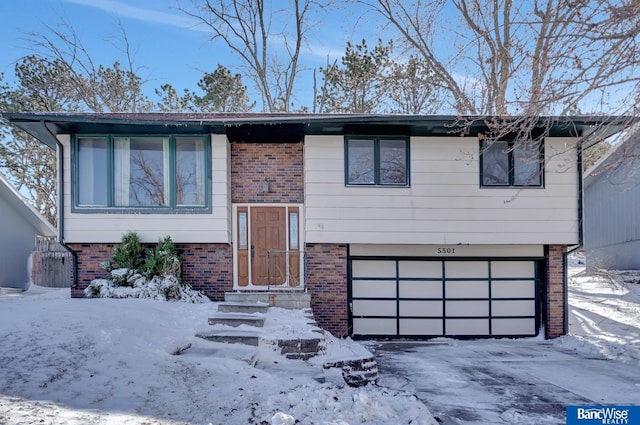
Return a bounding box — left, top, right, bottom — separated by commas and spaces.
235, 205, 302, 289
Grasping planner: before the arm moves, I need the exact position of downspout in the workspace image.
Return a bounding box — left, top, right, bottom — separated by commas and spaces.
43, 120, 78, 289
562, 139, 584, 335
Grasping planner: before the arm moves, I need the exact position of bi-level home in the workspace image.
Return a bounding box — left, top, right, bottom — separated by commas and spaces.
3, 112, 623, 339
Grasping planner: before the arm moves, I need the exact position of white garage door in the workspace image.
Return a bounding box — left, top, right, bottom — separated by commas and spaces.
350, 259, 539, 337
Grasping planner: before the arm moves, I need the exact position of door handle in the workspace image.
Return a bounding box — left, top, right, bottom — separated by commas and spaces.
251, 245, 254, 259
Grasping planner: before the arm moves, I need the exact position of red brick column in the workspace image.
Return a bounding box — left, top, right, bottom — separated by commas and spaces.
546, 245, 567, 338
67, 242, 232, 300
305, 243, 348, 337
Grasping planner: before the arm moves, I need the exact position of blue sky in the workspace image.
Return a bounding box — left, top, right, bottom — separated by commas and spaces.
0, 0, 379, 108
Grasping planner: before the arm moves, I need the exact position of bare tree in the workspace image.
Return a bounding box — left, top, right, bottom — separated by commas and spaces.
359, 0, 640, 118
178, 0, 325, 112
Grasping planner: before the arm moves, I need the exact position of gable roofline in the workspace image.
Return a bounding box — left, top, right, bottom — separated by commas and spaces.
0, 173, 56, 237
2, 112, 633, 149
584, 127, 640, 190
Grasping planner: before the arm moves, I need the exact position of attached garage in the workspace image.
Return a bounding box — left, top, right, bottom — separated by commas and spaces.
349, 245, 543, 338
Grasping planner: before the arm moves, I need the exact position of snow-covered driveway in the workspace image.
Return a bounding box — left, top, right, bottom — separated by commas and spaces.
370, 257, 640, 425
371, 338, 640, 424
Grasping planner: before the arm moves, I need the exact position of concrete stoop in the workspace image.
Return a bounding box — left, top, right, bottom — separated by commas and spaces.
224, 291, 311, 309
193, 297, 378, 387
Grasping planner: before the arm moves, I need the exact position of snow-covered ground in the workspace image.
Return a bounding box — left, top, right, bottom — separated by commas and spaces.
1, 252, 639, 425
0, 286, 435, 425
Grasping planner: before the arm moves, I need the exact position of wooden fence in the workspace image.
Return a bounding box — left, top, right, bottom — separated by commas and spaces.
31, 236, 72, 288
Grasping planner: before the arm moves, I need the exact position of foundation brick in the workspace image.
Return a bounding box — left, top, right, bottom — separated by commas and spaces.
67, 243, 232, 300
545, 244, 567, 339
305, 243, 348, 337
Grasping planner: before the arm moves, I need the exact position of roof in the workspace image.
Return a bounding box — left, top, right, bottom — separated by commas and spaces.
0, 173, 56, 237
584, 129, 640, 190
1, 112, 632, 149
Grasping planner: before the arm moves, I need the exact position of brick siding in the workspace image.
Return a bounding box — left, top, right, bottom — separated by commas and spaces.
67, 243, 232, 300
545, 244, 567, 338
231, 142, 304, 204
305, 243, 349, 337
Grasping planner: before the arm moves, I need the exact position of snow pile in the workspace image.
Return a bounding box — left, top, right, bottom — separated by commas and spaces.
85, 271, 209, 303
561, 252, 640, 365
0, 288, 436, 424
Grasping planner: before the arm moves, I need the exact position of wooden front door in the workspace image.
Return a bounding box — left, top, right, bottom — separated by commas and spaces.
251, 207, 287, 285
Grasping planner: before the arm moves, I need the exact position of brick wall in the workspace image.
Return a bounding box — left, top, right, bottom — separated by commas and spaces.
305, 243, 349, 337
67, 243, 232, 300
231, 142, 304, 204
545, 244, 567, 338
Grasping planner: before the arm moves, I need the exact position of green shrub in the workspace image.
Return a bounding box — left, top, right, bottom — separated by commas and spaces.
110, 231, 145, 270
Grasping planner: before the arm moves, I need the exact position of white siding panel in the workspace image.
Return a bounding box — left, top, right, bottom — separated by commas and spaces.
305, 135, 579, 245
62, 133, 231, 244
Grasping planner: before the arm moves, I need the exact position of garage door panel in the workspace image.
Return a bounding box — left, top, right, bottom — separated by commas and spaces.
399, 281, 442, 298
492, 280, 536, 298
399, 300, 443, 317
491, 261, 535, 278
446, 300, 489, 317
445, 261, 488, 278
446, 319, 489, 335
445, 281, 488, 299
352, 260, 395, 278
352, 300, 396, 316
352, 280, 396, 298
400, 319, 443, 335
349, 257, 539, 338
353, 318, 396, 335
492, 318, 536, 335
492, 300, 536, 317
399, 261, 442, 278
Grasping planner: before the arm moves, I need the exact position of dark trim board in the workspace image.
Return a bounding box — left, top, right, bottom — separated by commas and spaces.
348, 255, 542, 339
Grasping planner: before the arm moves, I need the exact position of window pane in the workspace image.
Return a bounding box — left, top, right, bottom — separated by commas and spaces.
176, 138, 206, 206
239, 212, 248, 249
114, 137, 169, 207
482, 140, 509, 185
514, 142, 541, 186
380, 139, 407, 185
289, 211, 299, 250
348, 139, 375, 184
77, 138, 108, 206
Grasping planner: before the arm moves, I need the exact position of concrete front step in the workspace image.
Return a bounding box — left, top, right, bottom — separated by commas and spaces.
208, 312, 265, 327
218, 301, 269, 314
225, 292, 311, 309
196, 330, 261, 346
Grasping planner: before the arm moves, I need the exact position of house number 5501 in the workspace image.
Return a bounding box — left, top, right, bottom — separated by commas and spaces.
437, 248, 455, 254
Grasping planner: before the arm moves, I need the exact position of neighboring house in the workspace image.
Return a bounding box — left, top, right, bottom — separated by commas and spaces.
2, 112, 625, 339
584, 132, 640, 271
0, 172, 57, 290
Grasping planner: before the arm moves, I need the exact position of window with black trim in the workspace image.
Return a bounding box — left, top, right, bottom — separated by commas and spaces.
480, 139, 543, 187
345, 136, 409, 186
74, 135, 211, 211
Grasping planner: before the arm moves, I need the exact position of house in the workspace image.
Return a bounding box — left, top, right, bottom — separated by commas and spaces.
0, 172, 57, 290
2, 112, 626, 338
583, 131, 640, 271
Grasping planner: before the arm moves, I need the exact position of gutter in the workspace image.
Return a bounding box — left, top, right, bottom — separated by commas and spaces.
42, 120, 78, 289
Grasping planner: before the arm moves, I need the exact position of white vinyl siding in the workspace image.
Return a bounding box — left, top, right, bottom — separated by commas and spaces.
60, 134, 231, 243
305, 135, 578, 245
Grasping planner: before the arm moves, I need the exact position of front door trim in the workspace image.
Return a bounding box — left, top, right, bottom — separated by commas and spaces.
232, 203, 304, 290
